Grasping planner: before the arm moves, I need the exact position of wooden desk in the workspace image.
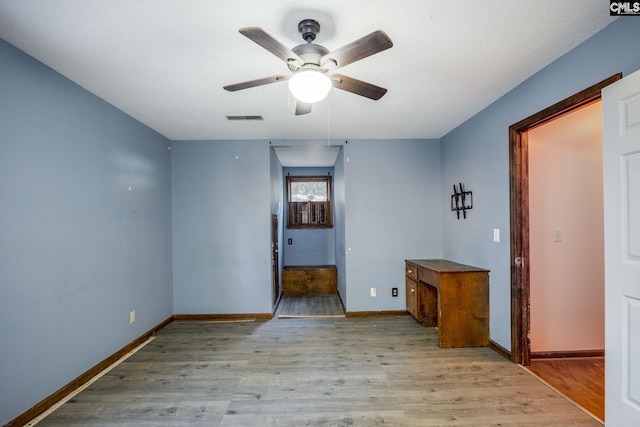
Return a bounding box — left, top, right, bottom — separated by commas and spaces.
405, 259, 489, 348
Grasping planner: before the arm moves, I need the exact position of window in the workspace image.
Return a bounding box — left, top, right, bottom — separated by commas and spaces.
286, 176, 333, 228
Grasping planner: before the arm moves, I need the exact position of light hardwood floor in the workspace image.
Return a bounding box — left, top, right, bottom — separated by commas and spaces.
31, 315, 601, 426
277, 293, 345, 318
527, 357, 605, 422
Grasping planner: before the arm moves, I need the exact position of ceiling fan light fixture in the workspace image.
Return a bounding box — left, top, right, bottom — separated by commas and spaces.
288, 69, 332, 104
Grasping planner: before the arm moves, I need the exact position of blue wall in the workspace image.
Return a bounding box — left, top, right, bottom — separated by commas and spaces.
342, 139, 442, 312
172, 139, 440, 314
440, 18, 640, 349
0, 39, 173, 424
171, 140, 273, 315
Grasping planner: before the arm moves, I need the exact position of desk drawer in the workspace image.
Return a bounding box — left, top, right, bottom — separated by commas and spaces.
406, 277, 419, 319
406, 263, 418, 280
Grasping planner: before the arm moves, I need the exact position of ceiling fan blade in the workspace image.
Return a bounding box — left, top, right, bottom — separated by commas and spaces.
321, 30, 393, 70
239, 27, 304, 66
331, 74, 387, 100
295, 101, 312, 115
223, 75, 289, 92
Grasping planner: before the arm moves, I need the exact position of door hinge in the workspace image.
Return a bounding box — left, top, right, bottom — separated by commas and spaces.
515, 256, 525, 268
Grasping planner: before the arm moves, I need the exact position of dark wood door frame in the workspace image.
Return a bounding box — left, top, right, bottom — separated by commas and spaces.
509, 73, 621, 366
271, 214, 280, 308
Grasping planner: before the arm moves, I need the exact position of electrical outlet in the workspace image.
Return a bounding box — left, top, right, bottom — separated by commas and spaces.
392, 287, 398, 297
370, 287, 377, 297
130, 310, 136, 324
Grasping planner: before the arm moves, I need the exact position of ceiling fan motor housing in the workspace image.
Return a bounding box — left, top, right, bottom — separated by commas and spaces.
289, 43, 329, 72
298, 19, 320, 42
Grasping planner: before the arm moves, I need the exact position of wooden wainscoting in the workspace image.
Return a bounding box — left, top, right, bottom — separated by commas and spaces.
282, 265, 337, 295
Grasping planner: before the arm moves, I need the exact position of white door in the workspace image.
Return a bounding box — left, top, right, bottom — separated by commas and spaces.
603, 68, 640, 426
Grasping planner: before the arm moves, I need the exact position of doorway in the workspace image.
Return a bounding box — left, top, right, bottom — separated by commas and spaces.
509, 73, 620, 365
527, 100, 605, 356
270, 146, 346, 317
509, 74, 621, 421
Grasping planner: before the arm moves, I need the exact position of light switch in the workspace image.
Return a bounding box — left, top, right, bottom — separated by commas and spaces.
493, 228, 500, 242
553, 229, 562, 242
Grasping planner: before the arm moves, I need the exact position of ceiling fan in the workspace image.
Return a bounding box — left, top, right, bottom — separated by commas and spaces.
223, 19, 393, 115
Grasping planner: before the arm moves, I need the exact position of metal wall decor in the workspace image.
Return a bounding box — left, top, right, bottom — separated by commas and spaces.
451, 183, 473, 219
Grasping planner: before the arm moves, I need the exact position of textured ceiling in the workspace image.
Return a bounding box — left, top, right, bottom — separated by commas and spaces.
0, 1, 615, 142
